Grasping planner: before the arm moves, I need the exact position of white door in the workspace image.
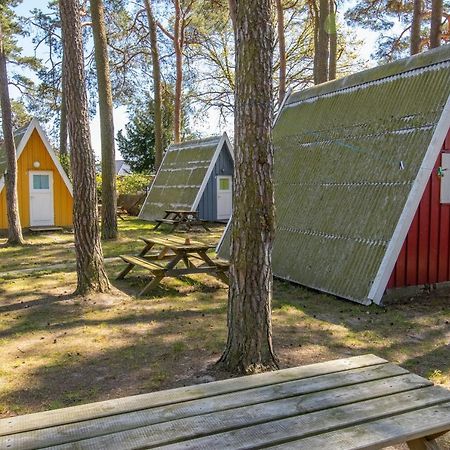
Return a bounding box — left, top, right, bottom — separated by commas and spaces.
217, 175, 232, 220
29, 171, 54, 226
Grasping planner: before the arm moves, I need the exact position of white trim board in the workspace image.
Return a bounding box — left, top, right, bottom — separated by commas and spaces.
368, 93, 450, 304
191, 132, 232, 211
0, 118, 73, 197
216, 215, 232, 253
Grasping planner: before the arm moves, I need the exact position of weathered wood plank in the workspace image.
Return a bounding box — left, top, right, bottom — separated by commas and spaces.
0, 363, 408, 449
46, 386, 450, 450
270, 402, 450, 450
119, 256, 165, 272
0, 355, 386, 436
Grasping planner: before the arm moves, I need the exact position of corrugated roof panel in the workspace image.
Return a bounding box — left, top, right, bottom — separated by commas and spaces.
139, 135, 222, 221
272, 47, 450, 303
218, 45, 450, 304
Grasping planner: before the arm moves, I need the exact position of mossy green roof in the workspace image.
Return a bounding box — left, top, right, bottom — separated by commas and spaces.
219, 45, 450, 305
139, 135, 222, 221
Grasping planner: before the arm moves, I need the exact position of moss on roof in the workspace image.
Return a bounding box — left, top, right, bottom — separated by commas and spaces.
139, 135, 222, 221
218, 45, 450, 304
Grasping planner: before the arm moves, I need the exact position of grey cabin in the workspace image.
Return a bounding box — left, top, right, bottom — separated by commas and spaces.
139, 133, 234, 222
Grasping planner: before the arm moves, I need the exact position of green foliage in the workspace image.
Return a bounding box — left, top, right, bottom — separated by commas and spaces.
116, 173, 152, 195
96, 173, 152, 196
345, 0, 450, 60
116, 85, 175, 173
58, 151, 71, 180
0, 1, 40, 96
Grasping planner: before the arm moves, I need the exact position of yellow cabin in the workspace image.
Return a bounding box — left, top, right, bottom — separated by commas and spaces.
0, 118, 73, 230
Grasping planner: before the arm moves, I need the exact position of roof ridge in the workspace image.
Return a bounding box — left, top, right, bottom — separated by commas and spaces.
288, 45, 450, 105
168, 135, 222, 151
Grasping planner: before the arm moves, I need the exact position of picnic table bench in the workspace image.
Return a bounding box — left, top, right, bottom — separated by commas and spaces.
117, 234, 229, 295
1, 354, 449, 449
154, 210, 210, 232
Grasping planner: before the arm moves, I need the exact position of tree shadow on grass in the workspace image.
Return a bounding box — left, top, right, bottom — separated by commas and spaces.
0, 299, 227, 416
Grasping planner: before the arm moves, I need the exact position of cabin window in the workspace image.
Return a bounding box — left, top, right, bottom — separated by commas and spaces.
219, 177, 230, 191
33, 174, 50, 190
441, 153, 450, 204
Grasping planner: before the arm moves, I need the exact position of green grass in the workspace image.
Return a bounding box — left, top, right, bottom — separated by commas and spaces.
0, 217, 449, 428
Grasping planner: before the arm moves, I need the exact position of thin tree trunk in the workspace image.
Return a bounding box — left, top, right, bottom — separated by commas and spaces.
309, 0, 320, 84
276, 0, 286, 106
173, 0, 182, 144
228, 0, 237, 34
90, 0, 118, 241
59, 0, 110, 294
0, 23, 24, 245
144, 0, 163, 170
316, 0, 329, 84
410, 0, 422, 55
218, 0, 278, 374
328, 0, 337, 80
59, 53, 68, 157
430, 0, 443, 48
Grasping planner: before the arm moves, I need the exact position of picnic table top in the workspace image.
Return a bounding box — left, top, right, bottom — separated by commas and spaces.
1, 354, 449, 449
165, 209, 197, 215
141, 234, 214, 251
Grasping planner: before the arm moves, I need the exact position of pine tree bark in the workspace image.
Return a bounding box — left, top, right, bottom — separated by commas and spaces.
173, 0, 183, 144
276, 0, 286, 106
0, 23, 24, 245
430, 0, 442, 48
90, 0, 118, 240
59, 0, 110, 294
218, 0, 278, 374
328, 0, 337, 81
410, 0, 422, 55
316, 0, 329, 84
59, 53, 68, 157
144, 0, 163, 170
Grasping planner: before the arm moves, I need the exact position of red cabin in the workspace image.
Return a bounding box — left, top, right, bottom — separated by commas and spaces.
388, 129, 450, 292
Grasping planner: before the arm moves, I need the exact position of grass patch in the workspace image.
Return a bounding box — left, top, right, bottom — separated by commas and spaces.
0, 216, 449, 433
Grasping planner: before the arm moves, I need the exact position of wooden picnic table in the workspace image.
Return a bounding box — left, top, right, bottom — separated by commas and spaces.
117, 234, 229, 295
1, 354, 449, 449
153, 210, 210, 232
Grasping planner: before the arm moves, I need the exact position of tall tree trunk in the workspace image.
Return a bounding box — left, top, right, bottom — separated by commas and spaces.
328, 0, 337, 81
430, 0, 443, 48
228, 0, 237, 34
309, 0, 320, 84
59, 0, 110, 294
90, 0, 118, 240
316, 0, 329, 84
144, 0, 163, 170
276, 0, 286, 106
410, 0, 422, 55
218, 0, 278, 374
173, 0, 183, 144
0, 23, 24, 245
59, 53, 68, 157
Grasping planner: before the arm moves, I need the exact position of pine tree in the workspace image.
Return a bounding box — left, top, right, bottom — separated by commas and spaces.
59, 0, 110, 294
218, 0, 278, 374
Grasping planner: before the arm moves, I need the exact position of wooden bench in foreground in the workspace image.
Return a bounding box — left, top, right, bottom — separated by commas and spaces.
1, 354, 449, 449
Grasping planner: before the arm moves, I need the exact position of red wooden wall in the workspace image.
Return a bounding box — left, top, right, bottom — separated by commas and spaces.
387, 129, 450, 289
